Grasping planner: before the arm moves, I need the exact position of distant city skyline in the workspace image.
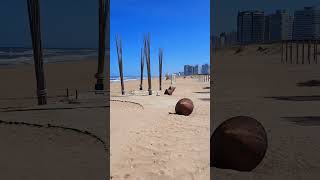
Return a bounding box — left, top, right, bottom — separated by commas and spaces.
212, 3, 320, 47
184, 63, 210, 76
212, 0, 320, 36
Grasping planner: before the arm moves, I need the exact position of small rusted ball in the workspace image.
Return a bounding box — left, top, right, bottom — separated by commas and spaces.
175, 98, 194, 116
211, 116, 268, 171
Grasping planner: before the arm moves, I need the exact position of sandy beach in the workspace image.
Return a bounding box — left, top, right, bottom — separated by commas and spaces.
212, 44, 320, 179
110, 77, 210, 179
0, 59, 108, 180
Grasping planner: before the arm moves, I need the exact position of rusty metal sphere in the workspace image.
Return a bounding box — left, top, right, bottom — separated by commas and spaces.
211, 116, 268, 171
175, 98, 194, 116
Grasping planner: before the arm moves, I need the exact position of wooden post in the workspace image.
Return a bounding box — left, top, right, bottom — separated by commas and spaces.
67, 88, 69, 97
27, 0, 47, 105
302, 40, 305, 64
144, 34, 152, 95
116, 35, 125, 95
139, 48, 144, 90
95, 0, 108, 90
159, 48, 163, 91
308, 40, 311, 64
296, 41, 299, 64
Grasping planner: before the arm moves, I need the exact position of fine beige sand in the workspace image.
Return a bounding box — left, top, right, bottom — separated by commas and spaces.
0, 60, 108, 180
110, 77, 210, 179
212, 44, 320, 179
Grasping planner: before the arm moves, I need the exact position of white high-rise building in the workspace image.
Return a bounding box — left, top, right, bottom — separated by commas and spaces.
201, 64, 210, 75
237, 10, 265, 44
266, 10, 293, 42
184, 65, 193, 76
293, 6, 320, 40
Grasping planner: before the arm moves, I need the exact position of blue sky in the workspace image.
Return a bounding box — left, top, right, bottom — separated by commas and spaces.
110, 0, 210, 76
213, 0, 320, 36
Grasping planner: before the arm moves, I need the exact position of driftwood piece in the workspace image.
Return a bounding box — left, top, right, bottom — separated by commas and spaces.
164, 86, 176, 95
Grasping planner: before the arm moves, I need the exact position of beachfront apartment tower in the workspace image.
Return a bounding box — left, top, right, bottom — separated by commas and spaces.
293, 6, 320, 40
237, 10, 265, 44
264, 15, 271, 42
201, 64, 210, 75
220, 33, 226, 48
265, 10, 293, 42
184, 65, 193, 76
193, 65, 200, 75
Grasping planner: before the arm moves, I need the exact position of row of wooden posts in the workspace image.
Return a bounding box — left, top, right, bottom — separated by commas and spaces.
281, 40, 319, 64
194, 74, 210, 82
66, 88, 79, 99
27, 0, 109, 105
116, 35, 163, 96
200, 75, 210, 82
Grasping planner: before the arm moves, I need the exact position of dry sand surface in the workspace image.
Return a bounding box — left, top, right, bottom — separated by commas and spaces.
0, 60, 108, 180
111, 77, 210, 179
212, 44, 320, 179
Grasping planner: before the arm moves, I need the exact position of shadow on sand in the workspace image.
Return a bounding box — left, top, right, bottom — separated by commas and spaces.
199, 98, 210, 101
297, 80, 320, 87
193, 91, 210, 94
264, 96, 320, 101
282, 116, 320, 126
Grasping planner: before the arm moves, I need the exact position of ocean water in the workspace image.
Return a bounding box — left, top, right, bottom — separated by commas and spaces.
0, 47, 99, 67
110, 76, 141, 82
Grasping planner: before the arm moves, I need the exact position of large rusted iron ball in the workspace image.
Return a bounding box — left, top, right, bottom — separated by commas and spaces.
175, 98, 194, 116
211, 116, 268, 171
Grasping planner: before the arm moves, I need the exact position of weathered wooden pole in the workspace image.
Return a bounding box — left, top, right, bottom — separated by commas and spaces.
139, 48, 144, 90
302, 40, 305, 64
27, 0, 47, 105
296, 41, 299, 64
290, 40, 293, 64
308, 40, 311, 64
116, 36, 125, 95
144, 34, 152, 95
159, 48, 163, 91
95, 0, 108, 90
